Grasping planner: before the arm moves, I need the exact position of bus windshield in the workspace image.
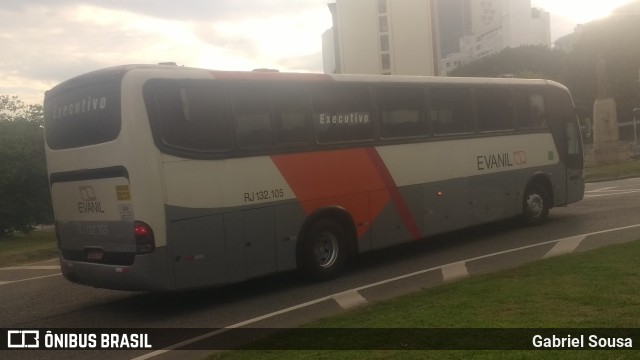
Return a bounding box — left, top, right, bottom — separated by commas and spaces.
44, 74, 122, 150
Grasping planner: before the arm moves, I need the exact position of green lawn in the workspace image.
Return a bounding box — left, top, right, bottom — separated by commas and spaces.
584, 159, 640, 182
208, 239, 640, 359
0, 230, 58, 267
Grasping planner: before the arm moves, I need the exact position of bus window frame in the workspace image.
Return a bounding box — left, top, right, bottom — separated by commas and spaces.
229, 85, 276, 151
144, 80, 560, 161
375, 85, 430, 141
427, 86, 478, 137
307, 84, 376, 145
513, 86, 550, 132
268, 85, 314, 149
472, 85, 517, 134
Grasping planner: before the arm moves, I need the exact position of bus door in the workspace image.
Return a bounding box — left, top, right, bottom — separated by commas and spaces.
565, 116, 584, 203
547, 85, 585, 205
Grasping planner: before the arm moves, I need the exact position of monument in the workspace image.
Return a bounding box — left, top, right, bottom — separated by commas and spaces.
592, 54, 625, 164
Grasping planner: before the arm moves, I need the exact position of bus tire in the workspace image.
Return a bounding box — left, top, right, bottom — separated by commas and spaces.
299, 218, 348, 281
521, 183, 550, 225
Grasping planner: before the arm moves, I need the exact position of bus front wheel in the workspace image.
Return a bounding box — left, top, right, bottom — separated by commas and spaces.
522, 184, 550, 225
300, 218, 348, 281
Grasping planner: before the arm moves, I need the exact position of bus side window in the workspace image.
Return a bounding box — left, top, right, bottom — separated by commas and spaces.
270, 87, 310, 146
231, 87, 273, 150
377, 87, 428, 139
514, 89, 548, 130
475, 87, 515, 132
309, 87, 373, 144
429, 87, 475, 135
150, 83, 231, 152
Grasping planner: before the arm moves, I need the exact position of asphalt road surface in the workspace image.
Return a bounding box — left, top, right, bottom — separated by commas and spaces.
3, 178, 640, 360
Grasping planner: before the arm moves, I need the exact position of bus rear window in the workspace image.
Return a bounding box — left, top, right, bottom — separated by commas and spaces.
44, 81, 122, 150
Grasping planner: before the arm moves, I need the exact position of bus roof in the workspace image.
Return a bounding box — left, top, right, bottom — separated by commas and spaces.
47, 64, 562, 95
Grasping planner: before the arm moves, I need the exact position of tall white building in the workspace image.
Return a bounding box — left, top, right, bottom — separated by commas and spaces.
441, 0, 551, 75
323, 0, 440, 76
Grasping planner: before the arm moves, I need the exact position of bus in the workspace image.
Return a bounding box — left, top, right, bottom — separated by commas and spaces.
44, 64, 584, 291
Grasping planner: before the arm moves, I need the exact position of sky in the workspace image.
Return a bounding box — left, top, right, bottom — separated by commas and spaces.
531, 0, 637, 39
0, 0, 636, 105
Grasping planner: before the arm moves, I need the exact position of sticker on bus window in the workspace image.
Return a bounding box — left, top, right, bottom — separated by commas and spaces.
116, 185, 131, 201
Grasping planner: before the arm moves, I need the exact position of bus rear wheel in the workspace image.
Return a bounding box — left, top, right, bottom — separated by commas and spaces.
300, 218, 348, 281
522, 183, 550, 225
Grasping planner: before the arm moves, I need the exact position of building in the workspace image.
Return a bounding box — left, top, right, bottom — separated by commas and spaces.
439, 0, 551, 76
323, 0, 440, 76
436, 0, 470, 58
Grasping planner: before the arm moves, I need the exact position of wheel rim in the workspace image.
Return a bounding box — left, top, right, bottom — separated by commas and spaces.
526, 193, 544, 218
313, 231, 339, 268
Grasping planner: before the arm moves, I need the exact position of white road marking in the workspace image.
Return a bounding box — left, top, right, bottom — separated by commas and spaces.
0, 265, 60, 270
333, 290, 368, 309
0, 261, 61, 286
441, 261, 469, 282
543, 235, 586, 259
584, 185, 640, 198
585, 189, 640, 198
587, 186, 619, 192
0, 273, 61, 286
132, 222, 640, 360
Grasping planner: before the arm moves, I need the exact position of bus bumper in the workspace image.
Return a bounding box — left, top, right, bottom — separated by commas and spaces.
59, 247, 173, 291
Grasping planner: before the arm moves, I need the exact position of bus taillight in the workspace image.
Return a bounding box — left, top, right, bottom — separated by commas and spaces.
134, 221, 155, 254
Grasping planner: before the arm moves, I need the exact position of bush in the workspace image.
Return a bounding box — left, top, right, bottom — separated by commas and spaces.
0, 95, 53, 236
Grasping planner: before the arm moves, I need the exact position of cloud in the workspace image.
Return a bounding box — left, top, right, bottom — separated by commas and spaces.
0, 1, 333, 103
0, 0, 330, 22
196, 9, 330, 68
279, 52, 325, 73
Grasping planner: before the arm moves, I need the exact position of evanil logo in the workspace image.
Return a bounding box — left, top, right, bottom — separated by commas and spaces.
78, 186, 104, 214
52, 96, 107, 120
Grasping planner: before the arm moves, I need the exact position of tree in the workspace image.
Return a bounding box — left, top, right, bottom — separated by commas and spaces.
450, 13, 640, 130
450, 45, 567, 80
0, 95, 53, 236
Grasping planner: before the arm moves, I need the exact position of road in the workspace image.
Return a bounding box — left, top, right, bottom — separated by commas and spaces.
3, 178, 640, 359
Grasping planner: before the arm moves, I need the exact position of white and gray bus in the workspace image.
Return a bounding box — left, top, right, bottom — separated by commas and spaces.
44, 65, 584, 291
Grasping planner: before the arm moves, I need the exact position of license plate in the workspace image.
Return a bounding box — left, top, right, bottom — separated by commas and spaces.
86, 249, 104, 261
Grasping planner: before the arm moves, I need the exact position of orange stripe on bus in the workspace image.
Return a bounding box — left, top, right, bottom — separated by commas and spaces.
272, 148, 420, 241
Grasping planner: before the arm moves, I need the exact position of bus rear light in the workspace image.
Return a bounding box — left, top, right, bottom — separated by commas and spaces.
134, 221, 155, 254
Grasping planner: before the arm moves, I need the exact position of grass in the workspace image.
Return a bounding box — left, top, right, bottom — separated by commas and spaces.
0, 230, 58, 267
208, 239, 640, 359
584, 159, 640, 182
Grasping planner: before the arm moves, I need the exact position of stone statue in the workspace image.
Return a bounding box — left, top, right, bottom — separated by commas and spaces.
595, 54, 610, 99
592, 53, 622, 164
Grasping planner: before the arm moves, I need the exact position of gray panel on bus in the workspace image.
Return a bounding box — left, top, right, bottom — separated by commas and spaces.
167, 214, 227, 289
242, 207, 278, 279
